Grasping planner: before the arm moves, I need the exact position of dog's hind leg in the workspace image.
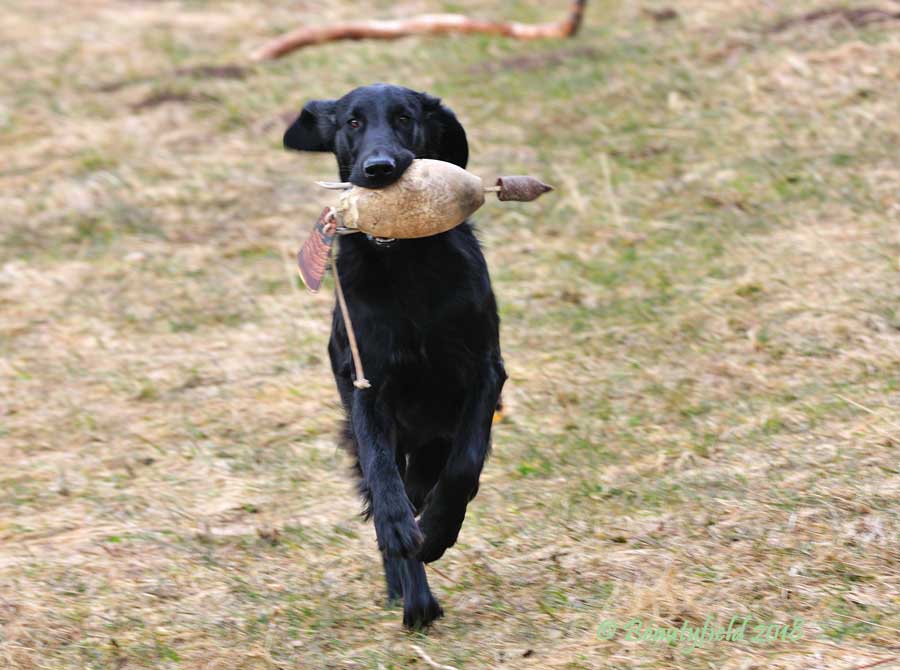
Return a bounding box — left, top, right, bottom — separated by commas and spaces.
397, 558, 443, 629
381, 556, 443, 627
382, 555, 404, 604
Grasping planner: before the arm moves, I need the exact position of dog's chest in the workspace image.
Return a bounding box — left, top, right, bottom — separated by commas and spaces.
337, 232, 489, 391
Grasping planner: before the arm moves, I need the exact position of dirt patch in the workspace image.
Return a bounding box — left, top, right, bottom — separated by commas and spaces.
767, 6, 900, 33
131, 90, 221, 110
708, 5, 900, 63
173, 64, 250, 80
96, 63, 249, 93
642, 7, 680, 22
471, 46, 599, 75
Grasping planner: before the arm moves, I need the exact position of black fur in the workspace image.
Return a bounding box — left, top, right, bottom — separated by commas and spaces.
285, 84, 506, 629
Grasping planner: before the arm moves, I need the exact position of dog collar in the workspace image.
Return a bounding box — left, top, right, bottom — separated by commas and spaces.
366, 234, 396, 247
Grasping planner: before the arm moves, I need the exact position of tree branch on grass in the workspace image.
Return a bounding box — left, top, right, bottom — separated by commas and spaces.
251, 1, 587, 61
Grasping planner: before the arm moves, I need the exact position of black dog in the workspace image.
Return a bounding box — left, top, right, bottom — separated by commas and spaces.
284, 84, 506, 628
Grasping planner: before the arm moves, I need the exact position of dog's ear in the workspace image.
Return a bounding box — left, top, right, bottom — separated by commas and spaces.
421, 94, 469, 169
284, 99, 337, 152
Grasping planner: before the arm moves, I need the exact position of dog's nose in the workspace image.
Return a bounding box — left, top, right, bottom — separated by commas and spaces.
363, 155, 396, 179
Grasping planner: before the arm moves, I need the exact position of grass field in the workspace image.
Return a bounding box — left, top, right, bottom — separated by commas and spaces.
2, 1, 899, 668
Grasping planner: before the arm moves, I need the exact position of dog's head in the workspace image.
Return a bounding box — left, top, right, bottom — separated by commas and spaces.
284, 83, 468, 189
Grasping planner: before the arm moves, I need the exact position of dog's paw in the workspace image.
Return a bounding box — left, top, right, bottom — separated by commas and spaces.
403, 593, 443, 630
416, 506, 464, 564
374, 497, 423, 558
416, 530, 454, 564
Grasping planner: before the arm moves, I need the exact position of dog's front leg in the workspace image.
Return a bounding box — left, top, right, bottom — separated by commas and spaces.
417, 361, 506, 563
352, 390, 423, 558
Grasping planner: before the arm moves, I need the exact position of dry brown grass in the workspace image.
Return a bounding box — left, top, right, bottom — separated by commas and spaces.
1, 1, 899, 668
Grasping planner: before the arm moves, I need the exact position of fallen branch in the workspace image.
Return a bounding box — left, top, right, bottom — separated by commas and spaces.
251, 1, 587, 61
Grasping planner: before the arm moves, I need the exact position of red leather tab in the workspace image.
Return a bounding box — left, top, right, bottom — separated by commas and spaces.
297, 208, 336, 293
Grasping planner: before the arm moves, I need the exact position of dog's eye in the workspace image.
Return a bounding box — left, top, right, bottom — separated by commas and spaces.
396, 114, 411, 126
348, 118, 361, 129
